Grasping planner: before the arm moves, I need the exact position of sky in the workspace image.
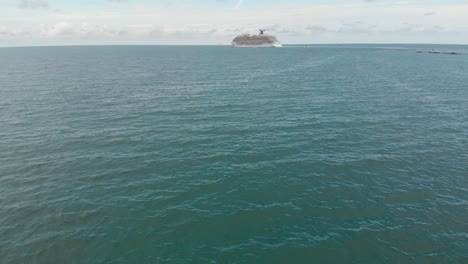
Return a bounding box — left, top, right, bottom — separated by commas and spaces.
1, 0, 467, 46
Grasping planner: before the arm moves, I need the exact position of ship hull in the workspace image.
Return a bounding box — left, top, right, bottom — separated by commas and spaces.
232, 42, 283, 48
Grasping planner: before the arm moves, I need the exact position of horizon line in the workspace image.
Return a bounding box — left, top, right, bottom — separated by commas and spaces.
1, 43, 468, 49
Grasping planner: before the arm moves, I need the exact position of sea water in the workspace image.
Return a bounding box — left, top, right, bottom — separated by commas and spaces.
1, 45, 467, 263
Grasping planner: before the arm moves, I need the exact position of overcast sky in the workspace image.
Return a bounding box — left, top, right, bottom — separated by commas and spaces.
1, 0, 467, 46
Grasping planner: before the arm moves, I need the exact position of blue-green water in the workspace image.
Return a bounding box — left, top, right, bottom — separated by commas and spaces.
1, 45, 467, 263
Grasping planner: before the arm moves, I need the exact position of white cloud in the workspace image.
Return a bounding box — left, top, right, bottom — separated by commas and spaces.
40, 22, 74, 37
19, 0, 49, 9
0, 26, 30, 38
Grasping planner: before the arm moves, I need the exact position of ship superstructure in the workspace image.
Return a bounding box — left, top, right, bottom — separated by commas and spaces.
232, 30, 282, 48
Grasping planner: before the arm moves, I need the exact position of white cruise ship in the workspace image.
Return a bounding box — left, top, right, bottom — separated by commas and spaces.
232, 30, 282, 48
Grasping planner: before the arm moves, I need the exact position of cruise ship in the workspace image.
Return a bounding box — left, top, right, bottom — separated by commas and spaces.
232, 30, 282, 48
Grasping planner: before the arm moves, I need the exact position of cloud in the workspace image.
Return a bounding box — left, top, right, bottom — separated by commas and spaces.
19, 0, 48, 9
39, 22, 130, 38
0, 26, 31, 38
305, 25, 328, 33
2, 2, 468, 45
40, 22, 74, 37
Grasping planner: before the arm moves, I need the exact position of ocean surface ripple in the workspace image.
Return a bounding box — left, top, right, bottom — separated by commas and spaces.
1, 45, 467, 263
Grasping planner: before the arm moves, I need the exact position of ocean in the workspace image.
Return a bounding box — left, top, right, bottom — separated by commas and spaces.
1, 45, 467, 263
